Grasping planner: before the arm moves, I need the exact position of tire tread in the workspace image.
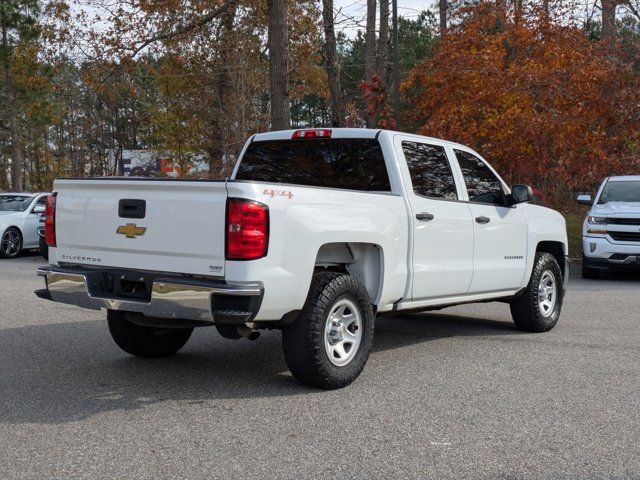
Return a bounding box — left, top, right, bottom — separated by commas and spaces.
510, 252, 563, 333
107, 310, 193, 358
282, 271, 374, 389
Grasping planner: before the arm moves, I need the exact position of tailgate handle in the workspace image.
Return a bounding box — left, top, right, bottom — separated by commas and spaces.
119, 199, 146, 219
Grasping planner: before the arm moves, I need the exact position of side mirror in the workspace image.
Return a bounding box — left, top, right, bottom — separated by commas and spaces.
577, 194, 593, 206
32, 205, 46, 214
509, 184, 534, 204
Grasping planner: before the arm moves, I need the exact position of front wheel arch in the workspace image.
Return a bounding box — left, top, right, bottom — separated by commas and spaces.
535, 240, 567, 280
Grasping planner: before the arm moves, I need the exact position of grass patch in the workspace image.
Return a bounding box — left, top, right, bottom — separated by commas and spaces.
564, 213, 584, 259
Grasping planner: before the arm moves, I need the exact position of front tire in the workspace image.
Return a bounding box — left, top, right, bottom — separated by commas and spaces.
510, 252, 564, 332
0, 227, 22, 259
282, 272, 375, 389
107, 310, 193, 358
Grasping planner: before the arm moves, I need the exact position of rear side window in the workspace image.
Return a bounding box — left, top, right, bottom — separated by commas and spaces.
236, 138, 391, 192
402, 141, 457, 200
454, 149, 505, 205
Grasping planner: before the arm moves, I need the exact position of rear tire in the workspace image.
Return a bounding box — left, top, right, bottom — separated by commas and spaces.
107, 310, 193, 358
510, 252, 564, 332
581, 255, 600, 279
282, 272, 375, 389
0, 227, 22, 259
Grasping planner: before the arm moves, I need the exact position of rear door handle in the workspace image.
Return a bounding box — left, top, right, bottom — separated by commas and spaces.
475, 216, 491, 224
416, 212, 435, 222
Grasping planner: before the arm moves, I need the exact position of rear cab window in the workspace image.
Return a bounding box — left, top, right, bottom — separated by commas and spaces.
235, 138, 391, 192
402, 141, 458, 200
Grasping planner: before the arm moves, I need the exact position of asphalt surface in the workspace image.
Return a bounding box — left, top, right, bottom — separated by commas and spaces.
1, 254, 639, 480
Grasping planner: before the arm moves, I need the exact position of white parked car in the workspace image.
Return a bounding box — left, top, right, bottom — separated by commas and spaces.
36, 129, 568, 389
0, 193, 49, 259
578, 175, 640, 278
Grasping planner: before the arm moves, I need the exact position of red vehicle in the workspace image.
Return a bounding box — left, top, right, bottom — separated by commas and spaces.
532, 189, 547, 207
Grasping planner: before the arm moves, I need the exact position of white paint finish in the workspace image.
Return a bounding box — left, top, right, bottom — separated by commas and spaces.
391, 134, 474, 300
48, 128, 568, 322
51, 179, 227, 277
409, 197, 474, 299
225, 181, 409, 320
583, 236, 640, 259
466, 203, 528, 293
518, 204, 568, 288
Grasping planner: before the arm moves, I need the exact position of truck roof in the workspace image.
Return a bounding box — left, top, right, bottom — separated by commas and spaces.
251, 128, 470, 150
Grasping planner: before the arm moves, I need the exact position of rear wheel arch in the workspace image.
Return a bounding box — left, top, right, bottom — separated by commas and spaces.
313, 242, 383, 306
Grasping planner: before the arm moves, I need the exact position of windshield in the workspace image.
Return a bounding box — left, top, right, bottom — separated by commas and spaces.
598, 181, 640, 204
0, 195, 33, 212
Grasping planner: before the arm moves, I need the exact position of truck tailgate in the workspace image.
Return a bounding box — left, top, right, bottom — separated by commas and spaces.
52, 179, 228, 277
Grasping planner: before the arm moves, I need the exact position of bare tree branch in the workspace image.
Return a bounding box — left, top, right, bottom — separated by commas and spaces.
129, 0, 237, 59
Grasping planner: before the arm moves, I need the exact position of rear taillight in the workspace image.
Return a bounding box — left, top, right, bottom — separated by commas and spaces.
292, 129, 332, 139
226, 198, 269, 260
45, 193, 57, 247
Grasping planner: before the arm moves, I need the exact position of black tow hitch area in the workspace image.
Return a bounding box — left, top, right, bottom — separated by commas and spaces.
101, 271, 151, 300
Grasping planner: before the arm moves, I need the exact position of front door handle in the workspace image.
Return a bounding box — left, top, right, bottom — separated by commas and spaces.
475, 216, 491, 224
416, 212, 435, 222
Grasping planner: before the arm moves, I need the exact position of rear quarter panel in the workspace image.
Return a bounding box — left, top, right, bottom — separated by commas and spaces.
225, 181, 409, 321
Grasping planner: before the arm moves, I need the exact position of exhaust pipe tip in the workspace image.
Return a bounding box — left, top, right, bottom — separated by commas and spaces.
237, 324, 260, 341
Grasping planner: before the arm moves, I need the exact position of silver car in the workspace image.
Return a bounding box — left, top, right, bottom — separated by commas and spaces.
0, 193, 50, 259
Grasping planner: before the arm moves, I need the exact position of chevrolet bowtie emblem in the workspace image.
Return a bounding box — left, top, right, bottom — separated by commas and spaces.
116, 223, 147, 238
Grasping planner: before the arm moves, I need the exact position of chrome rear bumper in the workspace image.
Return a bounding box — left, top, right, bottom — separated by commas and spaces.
36, 266, 263, 325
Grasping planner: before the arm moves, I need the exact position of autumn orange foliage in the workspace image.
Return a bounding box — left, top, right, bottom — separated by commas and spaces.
403, 1, 640, 205
359, 73, 396, 129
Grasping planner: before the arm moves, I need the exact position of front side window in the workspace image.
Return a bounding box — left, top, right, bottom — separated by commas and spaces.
454, 150, 505, 205
402, 141, 458, 200
236, 138, 391, 192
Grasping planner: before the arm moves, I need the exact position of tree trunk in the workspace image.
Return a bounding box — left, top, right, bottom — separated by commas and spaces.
322, 0, 346, 127
364, 0, 377, 128
542, 0, 550, 24
377, 0, 389, 90
267, 0, 291, 130
439, 0, 447, 35
2, 17, 23, 191
601, 0, 618, 41
392, 0, 400, 128
211, 2, 237, 173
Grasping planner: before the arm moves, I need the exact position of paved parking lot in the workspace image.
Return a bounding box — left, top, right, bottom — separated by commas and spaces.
1, 254, 639, 479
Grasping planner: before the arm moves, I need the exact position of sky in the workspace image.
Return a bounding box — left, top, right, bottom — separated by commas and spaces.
334, 0, 436, 37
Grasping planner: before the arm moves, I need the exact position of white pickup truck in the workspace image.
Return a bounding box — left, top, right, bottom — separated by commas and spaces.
36, 129, 568, 389
578, 175, 640, 278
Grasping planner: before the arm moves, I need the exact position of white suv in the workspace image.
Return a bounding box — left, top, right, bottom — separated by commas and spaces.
578, 176, 640, 278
